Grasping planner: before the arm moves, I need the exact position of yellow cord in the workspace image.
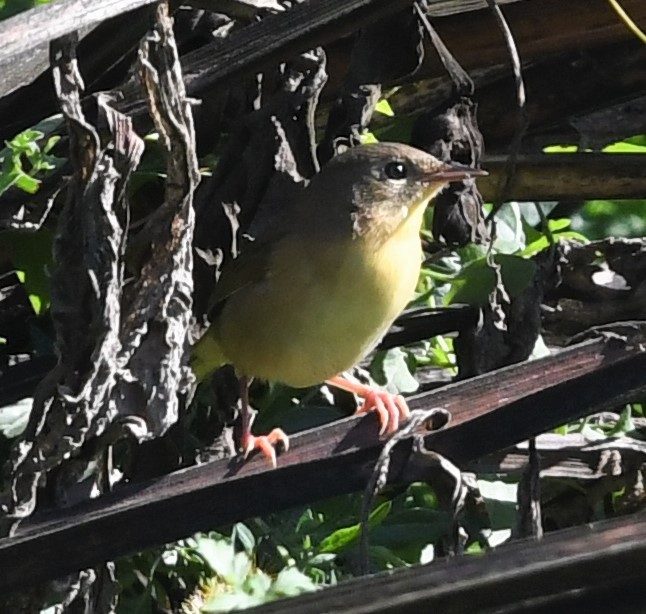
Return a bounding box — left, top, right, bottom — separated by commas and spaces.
607, 0, 646, 44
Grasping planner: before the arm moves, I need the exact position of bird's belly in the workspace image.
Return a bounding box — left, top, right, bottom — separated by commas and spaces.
217, 234, 421, 387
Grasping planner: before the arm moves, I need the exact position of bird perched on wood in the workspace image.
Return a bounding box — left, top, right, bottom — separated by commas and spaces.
192, 142, 486, 466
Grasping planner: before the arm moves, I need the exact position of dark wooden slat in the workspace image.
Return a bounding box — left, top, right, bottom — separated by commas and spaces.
0, 0, 414, 141
248, 512, 646, 613
379, 305, 477, 350
479, 153, 646, 203
0, 0, 525, 67
1, 332, 645, 592
168, 0, 415, 95
0, 0, 158, 62
468, 433, 646, 479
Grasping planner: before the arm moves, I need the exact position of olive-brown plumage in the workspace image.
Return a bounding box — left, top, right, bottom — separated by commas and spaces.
193, 142, 486, 465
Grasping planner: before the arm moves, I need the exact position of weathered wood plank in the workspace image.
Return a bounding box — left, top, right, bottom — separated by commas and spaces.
0, 0, 524, 69
0, 0, 158, 62
480, 153, 646, 202
248, 511, 646, 613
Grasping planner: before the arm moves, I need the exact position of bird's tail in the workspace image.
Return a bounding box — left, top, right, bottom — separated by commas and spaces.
191, 333, 227, 383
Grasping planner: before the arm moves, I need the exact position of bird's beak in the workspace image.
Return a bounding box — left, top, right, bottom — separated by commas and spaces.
426, 163, 488, 182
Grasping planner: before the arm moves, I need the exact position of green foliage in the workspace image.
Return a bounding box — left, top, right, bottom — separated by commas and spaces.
443, 254, 536, 306
0, 128, 62, 196
318, 500, 391, 553
369, 348, 419, 394
571, 199, 646, 239
116, 526, 318, 613
0, 397, 31, 439
0, 229, 53, 314
0, 0, 52, 20
116, 539, 211, 614
196, 532, 316, 612
544, 135, 646, 238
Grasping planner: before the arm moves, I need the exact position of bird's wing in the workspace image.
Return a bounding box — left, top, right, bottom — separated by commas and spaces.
207, 236, 278, 319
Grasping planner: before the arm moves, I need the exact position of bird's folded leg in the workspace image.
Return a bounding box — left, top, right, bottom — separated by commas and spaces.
325, 375, 410, 434
238, 375, 289, 467
242, 429, 289, 468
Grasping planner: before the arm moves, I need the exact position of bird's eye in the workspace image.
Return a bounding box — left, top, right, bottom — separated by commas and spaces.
384, 161, 408, 181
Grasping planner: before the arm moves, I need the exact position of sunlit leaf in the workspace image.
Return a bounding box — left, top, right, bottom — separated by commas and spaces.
444, 254, 536, 306
319, 501, 392, 553
375, 99, 395, 117
270, 567, 317, 597
370, 347, 419, 394
232, 523, 256, 556
0, 229, 53, 314
602, 141, 646, 153
543, 144, 579, 153
0, 398, 32, 438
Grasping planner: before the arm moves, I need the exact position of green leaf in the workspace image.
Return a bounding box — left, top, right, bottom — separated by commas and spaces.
607, 406, 635, 437
456, 242, 488, 263
0, 229, 54, 314
444, 254, 536, 306
317, 521, 360, 554
543, 144, 579, 153
0, 398, 32, 438
375, 99, 395, 117
195, 536, 249, 585
242, 570, 272, 596
319, 500, 392, 553
572, 199, 646, 239
270, 567, 317, 597
359, 130, 379, 144
625, 134, 646, 147
488, 529, 512, 547
492, 202, 526, 253
408, 483, 439, 509
369, 347, 419, 394
602, 141, 646, 153
477, 479, 518, 530
13, 172, 41, 194
368, 545, 409, 570
232, 523, 255, 555
202, 591, 263, 612
0, 125, 63, 196
520, 217, 588, 256
368, 499, 392, 527
372, 116, 415, 144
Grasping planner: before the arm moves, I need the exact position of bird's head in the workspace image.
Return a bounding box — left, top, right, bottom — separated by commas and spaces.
307, 142, 486, 243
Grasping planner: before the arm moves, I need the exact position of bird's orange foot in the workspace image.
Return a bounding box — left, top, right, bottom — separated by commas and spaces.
242, 428, 289, 468
355, 389, 410, 435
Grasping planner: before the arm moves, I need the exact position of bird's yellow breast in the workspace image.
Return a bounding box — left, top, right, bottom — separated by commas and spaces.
214, 205, 425, 387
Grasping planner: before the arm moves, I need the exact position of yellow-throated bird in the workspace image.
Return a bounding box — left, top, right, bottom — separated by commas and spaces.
193, 142, 486, 465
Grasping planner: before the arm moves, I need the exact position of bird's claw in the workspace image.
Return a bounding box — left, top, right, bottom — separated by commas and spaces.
355, 390, 410, 435
242, 428, 289, 468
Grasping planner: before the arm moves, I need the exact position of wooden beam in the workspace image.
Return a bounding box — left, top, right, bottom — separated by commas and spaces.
3, 0, 645, 148
1, 330, 645, 592
248, 511, 646, 613
468, 432, 646, 479
0, 0, 157, 62
376, 40, 646, 149
328, 0, 646, 99
423, 0, 646, 78
479, 153, 646, 202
